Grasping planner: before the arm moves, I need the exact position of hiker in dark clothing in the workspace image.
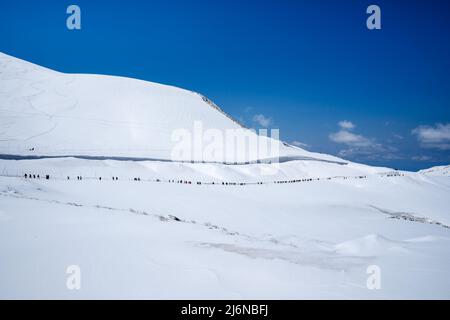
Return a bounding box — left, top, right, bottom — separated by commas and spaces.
24, 174, 28, 178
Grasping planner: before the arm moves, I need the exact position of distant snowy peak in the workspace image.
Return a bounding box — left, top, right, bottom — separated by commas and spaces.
419, 165, 450, 176
0, 52, 344, 164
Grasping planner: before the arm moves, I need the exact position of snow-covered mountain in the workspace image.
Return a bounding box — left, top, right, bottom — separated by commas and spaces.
419, 165, 450, 176
0, 51, 395, 181
0, 52, 341, 164
0, 52, 449, 299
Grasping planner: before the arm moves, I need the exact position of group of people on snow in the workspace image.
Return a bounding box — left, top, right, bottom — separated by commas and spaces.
22, 172, 402, 186
24, 173, 49, 180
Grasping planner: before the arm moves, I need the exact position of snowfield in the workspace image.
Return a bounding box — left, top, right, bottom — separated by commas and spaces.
0, 52, 449, 299
0, 169, 449, 299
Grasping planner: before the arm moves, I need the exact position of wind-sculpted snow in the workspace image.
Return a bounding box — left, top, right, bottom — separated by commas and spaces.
369, 205, 450, 229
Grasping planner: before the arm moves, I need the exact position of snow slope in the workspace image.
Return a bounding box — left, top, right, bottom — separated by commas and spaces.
419, 165, 450, 176
0, 52, 341, 164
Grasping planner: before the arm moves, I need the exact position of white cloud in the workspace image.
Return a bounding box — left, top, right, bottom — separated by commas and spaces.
412, 155, 432, 161
338, 120, 355, 130
337, 145, 399, 160
291, 140, 309, 148
412, 123, 450, 150
329, 120, 399, 160
244, 106, 253, 114
329, 130, 372, 147
252, 114, 272, 127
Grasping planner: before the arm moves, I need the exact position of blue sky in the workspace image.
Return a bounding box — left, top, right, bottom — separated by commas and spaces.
1, 0, 449, 170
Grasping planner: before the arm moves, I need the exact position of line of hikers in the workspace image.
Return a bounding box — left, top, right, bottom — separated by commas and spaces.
64, 176, 121, 180
67, 176, 84, 180
21, 171, 402, 185
24, 173, 50, 180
